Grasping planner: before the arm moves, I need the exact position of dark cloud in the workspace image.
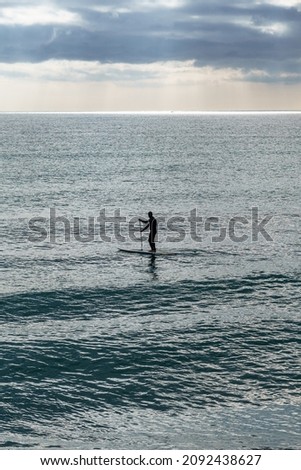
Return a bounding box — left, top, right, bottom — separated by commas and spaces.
0, 0, 300, 82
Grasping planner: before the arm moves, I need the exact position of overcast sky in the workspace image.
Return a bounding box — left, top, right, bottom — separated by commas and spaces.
0, 0, 301, 111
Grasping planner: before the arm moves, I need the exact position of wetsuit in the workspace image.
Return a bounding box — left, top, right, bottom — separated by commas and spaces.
140, 216, 157, 251
148, 216, 157, 252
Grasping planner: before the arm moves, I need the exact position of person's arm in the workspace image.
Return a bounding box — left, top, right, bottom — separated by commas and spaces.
139, 218, 148, 223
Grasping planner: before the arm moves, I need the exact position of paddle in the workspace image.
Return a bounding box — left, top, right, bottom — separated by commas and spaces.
139, 219, 143, 251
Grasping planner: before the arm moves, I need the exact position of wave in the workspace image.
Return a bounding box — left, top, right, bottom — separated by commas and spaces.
1, 272, 300, 322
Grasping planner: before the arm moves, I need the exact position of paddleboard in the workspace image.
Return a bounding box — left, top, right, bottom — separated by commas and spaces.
118, 248, 176, 256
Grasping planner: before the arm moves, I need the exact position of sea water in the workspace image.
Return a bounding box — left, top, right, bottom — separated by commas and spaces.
0, 113, 300, 449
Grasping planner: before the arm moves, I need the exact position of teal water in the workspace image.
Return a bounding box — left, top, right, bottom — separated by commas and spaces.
0, 113, 300, 449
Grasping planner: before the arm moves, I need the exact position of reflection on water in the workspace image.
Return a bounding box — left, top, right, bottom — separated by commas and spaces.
148, 255, 158, 280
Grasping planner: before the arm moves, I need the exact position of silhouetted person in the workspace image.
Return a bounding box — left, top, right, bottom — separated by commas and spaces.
139, 211, 157, 252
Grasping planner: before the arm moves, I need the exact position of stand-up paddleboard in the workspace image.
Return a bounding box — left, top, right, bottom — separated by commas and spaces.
118, 248, 176, 256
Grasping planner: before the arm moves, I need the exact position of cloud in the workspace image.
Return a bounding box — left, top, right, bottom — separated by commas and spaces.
0, 59, 247, 83
1, 58, 300, 86
90, 0, 186, 13
263, 0, 301, 7
0, 5, 83, 26
0, 0, 300, 84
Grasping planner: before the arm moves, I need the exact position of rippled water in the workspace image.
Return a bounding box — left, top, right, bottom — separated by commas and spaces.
1, 113, 300, 449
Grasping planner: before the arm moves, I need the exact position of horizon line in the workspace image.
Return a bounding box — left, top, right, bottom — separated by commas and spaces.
1, 110, 301, 115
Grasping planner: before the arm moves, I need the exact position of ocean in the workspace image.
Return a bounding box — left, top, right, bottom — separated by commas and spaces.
0, 113, 300, 449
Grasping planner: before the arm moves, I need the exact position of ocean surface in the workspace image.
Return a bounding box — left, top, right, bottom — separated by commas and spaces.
0, 113, 300, 449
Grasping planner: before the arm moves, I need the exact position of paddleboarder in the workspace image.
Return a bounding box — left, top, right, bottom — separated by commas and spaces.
139, 212, 157, 252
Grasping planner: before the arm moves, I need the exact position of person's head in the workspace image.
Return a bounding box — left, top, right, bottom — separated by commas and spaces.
148, 211, 153, 218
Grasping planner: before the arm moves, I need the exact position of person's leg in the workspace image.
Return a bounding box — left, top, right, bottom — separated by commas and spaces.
148, 233, 152, 250
150, 231, 156, 252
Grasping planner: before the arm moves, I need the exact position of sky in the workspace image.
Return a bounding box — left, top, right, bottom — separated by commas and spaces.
0, 0, 301, 111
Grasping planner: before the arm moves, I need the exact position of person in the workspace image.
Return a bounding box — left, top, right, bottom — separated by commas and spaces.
139, 211, 157, 252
